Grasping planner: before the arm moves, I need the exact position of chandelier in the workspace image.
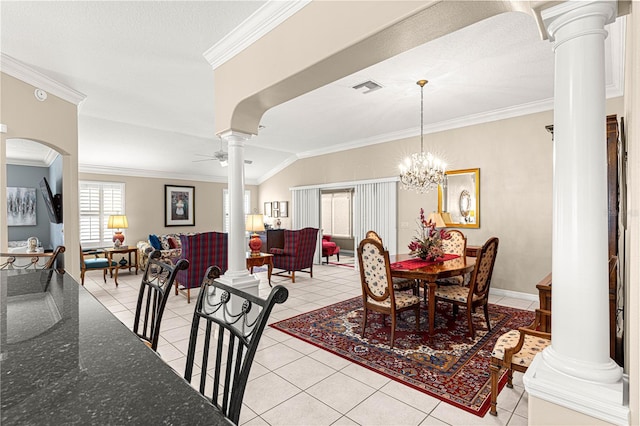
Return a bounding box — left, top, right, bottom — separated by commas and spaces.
399, 80, 446, 193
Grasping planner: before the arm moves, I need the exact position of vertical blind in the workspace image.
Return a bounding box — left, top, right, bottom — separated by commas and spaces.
292, 187, 322, 264
353, 181, 397, 256
79, 181, 125, 246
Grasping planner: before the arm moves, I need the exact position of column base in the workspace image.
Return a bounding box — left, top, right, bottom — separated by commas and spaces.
217, 269, 260, 293
524, 354, 629, 425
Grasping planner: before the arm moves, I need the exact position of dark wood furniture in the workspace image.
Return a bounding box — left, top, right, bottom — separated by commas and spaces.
1, 269, 231, 425
270, 228, 319, 283
133, 250, 189, 351
490, 274, 552, 416
184, 266, 288, 425
260, 229, 285, 253
357, 238, 421, 348
0, 245, 65, 273
104, 246, 139, 285
247, 251, 274, 286
434, 237, 499, 339
390, 253, 476, 336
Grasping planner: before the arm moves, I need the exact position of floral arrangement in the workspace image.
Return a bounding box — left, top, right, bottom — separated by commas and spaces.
408, 208, 451, 261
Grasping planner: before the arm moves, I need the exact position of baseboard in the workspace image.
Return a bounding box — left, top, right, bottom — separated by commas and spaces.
490, 287, 538, 302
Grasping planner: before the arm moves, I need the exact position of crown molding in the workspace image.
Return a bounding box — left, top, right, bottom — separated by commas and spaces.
1, 53, 86, 106
203, 0, 311, 70
78, 163, 259, 186
255, 154, 298, 185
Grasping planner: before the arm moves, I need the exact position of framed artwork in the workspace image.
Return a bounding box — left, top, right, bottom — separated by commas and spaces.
165, 185, 195, 226
264, 202, 272, 217
272, 201, 279, 210
437, 168, 480, 229
7, 187, 36, 226
279, 201, 288, 217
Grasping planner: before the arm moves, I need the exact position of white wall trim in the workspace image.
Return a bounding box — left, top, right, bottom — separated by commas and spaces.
203, 0, 311, 69
78, 163, 259, 186
290, 176, 399, 192
490, 287, 539, 302
1, 53, 86, 106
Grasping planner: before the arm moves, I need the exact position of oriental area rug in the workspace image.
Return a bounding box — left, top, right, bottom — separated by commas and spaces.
271, 297, 535, 417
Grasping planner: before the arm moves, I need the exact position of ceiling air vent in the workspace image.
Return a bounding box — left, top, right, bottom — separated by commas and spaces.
352, 80, 383, 94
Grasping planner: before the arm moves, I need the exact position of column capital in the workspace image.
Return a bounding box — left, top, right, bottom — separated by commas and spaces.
539, 1, 617, 45
218, 130, 252, 145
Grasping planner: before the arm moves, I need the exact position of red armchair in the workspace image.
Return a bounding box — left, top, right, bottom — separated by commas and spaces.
176, 232, 228, 302
322, 235, 341, 264
270, 227, 319, 283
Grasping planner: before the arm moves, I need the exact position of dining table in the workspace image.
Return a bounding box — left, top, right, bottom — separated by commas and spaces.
0, 269, 231, 425
389, 253, 476, 335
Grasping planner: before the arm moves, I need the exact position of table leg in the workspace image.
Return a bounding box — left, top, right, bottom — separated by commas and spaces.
114, 264, 120, 286
427, 280, 437, 335
267, 258, 273, 287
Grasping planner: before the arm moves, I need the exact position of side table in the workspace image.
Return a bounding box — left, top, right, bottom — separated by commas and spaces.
246, 252, 273, 286
104, 246, 139, 286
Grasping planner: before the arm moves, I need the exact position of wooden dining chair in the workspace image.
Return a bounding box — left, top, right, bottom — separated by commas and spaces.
436, 230, 467, 285
365, 230, 418, 294
434, 237, 499, 339
184, 266, 289, 425
357, 238, 421, 348
133, 250, 189, 351
490, 275, 552, 415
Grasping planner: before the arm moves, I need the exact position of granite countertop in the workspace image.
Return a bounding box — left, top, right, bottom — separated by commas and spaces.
1, 270, 231, 425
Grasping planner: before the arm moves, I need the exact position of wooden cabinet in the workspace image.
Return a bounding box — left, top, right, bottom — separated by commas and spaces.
260, 229, 285, 253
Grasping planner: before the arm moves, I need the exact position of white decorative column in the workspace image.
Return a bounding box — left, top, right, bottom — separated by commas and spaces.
218, 131, 260, 292
524, 2, 628, 424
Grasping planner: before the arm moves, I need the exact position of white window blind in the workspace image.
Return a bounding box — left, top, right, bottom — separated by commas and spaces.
321, 191, 352, 238
223, 189, 251, 233
79, 181, 125, 247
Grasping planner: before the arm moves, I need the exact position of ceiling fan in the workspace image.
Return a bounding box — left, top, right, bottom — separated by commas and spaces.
193, 140, 253, 167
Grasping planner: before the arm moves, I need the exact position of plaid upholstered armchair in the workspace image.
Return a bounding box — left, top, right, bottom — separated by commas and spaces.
270, 227, 319, 283
175, 232, 228, 302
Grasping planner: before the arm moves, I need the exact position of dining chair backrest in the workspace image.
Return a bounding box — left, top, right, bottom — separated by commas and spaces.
357, 238, 393, 303
133, 250, 189, 351
442, 230, 466, 257
184, 266, 289, 425
469, 237, 499, 298
1, 245, 66, 272
365, 230, 383, 246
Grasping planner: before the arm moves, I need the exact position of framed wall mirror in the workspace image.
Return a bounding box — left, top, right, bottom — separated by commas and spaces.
437, 168, 480, 228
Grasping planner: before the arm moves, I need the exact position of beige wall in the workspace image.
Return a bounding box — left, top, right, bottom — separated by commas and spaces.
260, 97, 625, 296
1, 72, 81, 276
78, 172, 259, 246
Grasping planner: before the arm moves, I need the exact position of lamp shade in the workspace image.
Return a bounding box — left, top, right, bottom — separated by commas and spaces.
427, 211, 446, 228
107, 215, 129, 229
245, 214, 265, 233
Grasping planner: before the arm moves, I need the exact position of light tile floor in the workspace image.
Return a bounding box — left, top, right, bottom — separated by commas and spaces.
84, 256, 537, 426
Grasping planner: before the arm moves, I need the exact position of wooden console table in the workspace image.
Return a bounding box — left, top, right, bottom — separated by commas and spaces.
104, 246, 139, 286
246, 252, 273, 286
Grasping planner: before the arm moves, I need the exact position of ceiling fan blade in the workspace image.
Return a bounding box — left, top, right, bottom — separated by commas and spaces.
244, 160, 253, 165
192, 158, 215, 162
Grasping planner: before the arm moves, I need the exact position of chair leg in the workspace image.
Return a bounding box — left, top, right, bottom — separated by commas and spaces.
467, 307, 475, 339
291, 271, 296, 283
175, 280, 179, 295
336, 253, 339, 262
390, 312, 396, 348
81, 271, 85, 286
414, 305, 420, 331
452, 304, 458, 318
361, 307, 368, 338
103, 269, 107, 283
187, 287, 191, 304
490, 362, 501, 416
310, 265, 313, 278
483, 303, 491, 331
506, 367, 514, 388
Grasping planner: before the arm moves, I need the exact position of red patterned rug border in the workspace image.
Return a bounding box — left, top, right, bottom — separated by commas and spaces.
270, 297, 525, 417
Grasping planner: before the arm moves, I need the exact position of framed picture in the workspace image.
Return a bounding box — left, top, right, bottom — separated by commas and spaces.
272, 201, 279, 210
264, 202, 272, 217
165, 185, 195, 226
273, 209, 280, 218
7, 187, 36, 226
279, 201, 288, 217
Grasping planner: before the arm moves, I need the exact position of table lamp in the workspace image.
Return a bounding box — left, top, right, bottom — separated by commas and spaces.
427, 211, 446, 228
245, 214, 265, 255
108, 215, 129, 247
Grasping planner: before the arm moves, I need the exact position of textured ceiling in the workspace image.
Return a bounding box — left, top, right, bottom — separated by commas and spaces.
1, 2, 624, 184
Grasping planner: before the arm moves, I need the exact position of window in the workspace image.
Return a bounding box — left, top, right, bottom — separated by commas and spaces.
223, 189, 251, 233
79, 181, 125, 247
321, 191, 352, 237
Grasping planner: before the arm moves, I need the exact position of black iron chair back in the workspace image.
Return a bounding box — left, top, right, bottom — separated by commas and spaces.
133, 250, 189, 351
184, 266, 289, 424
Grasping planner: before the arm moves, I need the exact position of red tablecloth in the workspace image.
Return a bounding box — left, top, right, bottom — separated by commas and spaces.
390, 254, 460, 270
